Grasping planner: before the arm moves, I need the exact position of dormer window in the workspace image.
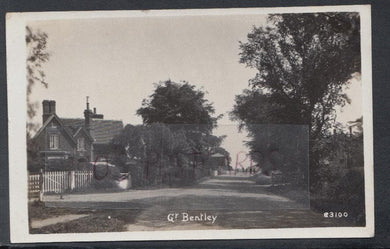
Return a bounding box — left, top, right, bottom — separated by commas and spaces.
49, 134, 59, 149
77, 137, 85, 151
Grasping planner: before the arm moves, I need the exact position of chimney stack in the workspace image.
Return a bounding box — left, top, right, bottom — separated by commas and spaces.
49, 100, 56, 114
84, 97, 104, 134
42, 100, 56, 124
84, 96, 91, 133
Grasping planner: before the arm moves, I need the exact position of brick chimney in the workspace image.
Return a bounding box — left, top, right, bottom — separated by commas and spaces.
42, 100, 56, 124
84, 97, 92, 133
84, 96, 104, 134
49, 100, 56, 114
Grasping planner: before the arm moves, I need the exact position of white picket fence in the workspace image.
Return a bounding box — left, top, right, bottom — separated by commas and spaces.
43, 171, 70, 193
74, 171, 93, 189
28, 171, 93, 196
28, 174, 41, 198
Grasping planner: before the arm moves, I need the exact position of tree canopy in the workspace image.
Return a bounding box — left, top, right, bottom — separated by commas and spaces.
137, 80, 225, 154
137, 80, 220, 134
112, 123, 191, 163
233, 13, 360, 140
26, 26, 50, 130
26, 26, 50, 170
231, 13, 362, 188
111, 80, 229, 186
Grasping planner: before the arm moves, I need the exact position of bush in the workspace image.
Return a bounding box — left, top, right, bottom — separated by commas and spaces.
92, 164, 122, 189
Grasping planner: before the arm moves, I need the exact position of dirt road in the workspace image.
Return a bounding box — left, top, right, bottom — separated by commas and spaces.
40, 174, 352, 230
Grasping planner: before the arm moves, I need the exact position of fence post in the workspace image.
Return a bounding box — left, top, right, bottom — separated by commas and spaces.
70, 170, 75, 190
39, 169, 44, 201
127, 173, 132, 189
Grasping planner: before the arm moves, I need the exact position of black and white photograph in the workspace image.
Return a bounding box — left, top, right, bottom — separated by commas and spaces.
6, 5, 373, 242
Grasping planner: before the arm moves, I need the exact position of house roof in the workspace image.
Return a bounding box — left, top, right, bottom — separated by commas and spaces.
72, 126, 94, 141
211, 153, 226, 158
62, 118, 123, 144
33, 114, 77, 145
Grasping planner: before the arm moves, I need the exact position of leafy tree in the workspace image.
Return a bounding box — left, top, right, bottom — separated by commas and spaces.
137, 80, 219, 132
202, 134, 226, 154
112, 124, 191, 162
235, 13, 360, 138
246, 124, 309, 184
26, 26, 50, 170
111, 123, 192, 185
137, 80, 222, 153
123, 80, 229, 185
231, 89, 284, 129
231, 13, 361, 182
26, 26, 50, 133
313, 124, 364, 222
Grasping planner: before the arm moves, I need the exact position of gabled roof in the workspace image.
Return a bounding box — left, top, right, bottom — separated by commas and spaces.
33, 114, 77, 145
72, 126, 94, 142
62, 118, 123, 144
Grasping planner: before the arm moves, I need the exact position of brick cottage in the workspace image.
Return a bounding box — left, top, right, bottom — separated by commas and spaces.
32, 99, 123, 170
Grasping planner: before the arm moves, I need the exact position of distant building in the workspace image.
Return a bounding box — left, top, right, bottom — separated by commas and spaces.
207, 153, 228, 170
32, 98, 123, 170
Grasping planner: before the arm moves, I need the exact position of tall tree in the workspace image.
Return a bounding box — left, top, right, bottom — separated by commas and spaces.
236, 13, 360, 139
26, 26, 50, 170
137, 80, 222, 152
137, 80, 218, 130
26, 26, 50, 134
231, 13, 361, 183
112, 123, 191, 163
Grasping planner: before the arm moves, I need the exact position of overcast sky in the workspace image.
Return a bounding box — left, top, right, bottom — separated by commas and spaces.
29, 14, 362, 165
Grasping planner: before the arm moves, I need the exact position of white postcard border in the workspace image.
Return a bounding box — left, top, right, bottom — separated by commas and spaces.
6, 5, 374, 243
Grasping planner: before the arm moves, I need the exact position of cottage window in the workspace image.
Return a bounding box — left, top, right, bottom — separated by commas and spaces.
77, 137, 85, 151
49, 134, 59, 149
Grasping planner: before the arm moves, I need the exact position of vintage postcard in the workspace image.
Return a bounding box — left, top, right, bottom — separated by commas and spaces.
6, 5, 373, 243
